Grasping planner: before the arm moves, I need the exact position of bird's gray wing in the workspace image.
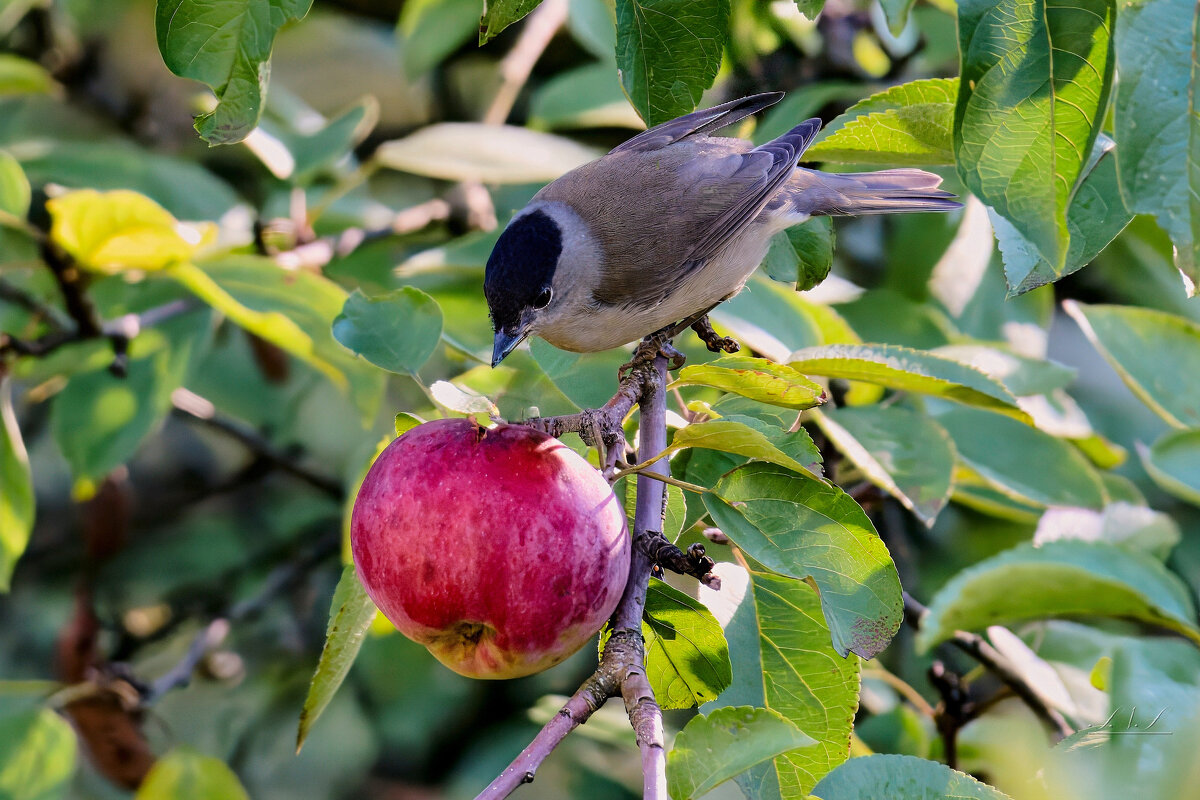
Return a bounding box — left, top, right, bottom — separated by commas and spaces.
610, 93, 783, 154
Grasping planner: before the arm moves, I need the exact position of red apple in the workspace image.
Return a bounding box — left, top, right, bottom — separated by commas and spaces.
351, 418, 630, 679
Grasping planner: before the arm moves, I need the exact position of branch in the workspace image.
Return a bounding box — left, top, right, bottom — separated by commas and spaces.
482, 0, 569, 126
170, 388, 344, 499
903, 592, 1073, 740
476, 356, 673, 799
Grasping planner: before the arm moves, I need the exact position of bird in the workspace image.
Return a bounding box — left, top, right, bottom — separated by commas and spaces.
484, 92, 960, 368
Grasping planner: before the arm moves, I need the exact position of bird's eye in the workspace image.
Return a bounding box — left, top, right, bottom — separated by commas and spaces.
533, 288, 553, 309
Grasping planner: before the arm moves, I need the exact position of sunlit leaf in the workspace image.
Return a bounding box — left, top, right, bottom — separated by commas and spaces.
1033, 503, 1181, 561
667, 706, 815, 799
0, 708, 76, 800
932, 344, 1075, 397
955, 0, 1115, 272
297, 566, 377, 752
47, 190, 216, 274
0, 54, 58, 97
529, 63, 644, 131
814, 405, 954, 527
705, 463, 902, 659
0, 381, 33, 592
813, 754, 1012, 799
1064, 301, 1200, 429
332, 288, 443, 375
788, 344, 1028, 421
1113, 0, 1200, 288
936, 406, 1106, 509
916, 541, 1200, 651
667, 416, 821, 478
0, 149, 30, 221
155, 0, 314, 144
806, 78, 956, 165
674, 355, 827, 411
615, 0, 729, 125
702, 562, 861, 797
135, 747, 249, 800
1139, 430, 1200, 508
375, 124, 599, 184
641, 579, 732, 709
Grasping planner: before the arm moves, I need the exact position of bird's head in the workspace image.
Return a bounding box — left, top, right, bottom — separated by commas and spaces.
484, 208, 563, 367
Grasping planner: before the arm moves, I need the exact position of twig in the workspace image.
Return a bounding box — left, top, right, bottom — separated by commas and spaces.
903, 593, 1073, 740
0, 276, 70, 330
275, 198, 454, 272
170, 388, 343, 499
477, 356, 673, 799
482, 0, 569, 126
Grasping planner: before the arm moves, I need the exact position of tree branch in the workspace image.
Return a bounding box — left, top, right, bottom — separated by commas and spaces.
903, 592, 1073, 740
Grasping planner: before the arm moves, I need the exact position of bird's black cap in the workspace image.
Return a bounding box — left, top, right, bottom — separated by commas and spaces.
484, 209, 562, 335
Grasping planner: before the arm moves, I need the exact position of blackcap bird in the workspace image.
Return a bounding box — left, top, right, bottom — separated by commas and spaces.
484, 92, 960, 367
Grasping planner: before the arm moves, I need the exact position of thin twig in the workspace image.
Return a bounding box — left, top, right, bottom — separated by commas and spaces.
0, 276, 70, 330
482, 0, 569, 126
903, 593, 1073, 740
170, 388, 343, 499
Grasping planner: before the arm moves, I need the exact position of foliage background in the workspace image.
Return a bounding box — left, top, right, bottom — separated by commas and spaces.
2, 0, 1200, 798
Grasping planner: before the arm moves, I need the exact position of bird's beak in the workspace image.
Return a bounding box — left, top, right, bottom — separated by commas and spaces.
491, 328, 529, 367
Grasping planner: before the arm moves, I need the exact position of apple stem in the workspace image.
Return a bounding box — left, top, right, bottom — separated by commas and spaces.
475, 356, 674, 800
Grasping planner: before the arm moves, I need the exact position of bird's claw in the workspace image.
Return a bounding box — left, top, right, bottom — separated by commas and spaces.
691, 315, 740, 354
619, 330, 686, 381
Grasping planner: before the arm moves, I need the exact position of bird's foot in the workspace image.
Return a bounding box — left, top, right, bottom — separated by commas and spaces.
619, 329, 686, 381
690, 315, 740, 354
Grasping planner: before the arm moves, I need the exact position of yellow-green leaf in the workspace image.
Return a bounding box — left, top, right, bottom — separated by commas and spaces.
135, 747, 249, 800
674, 355, 827, 411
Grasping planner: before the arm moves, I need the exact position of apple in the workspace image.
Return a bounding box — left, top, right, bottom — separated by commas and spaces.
351, 418, 631, 679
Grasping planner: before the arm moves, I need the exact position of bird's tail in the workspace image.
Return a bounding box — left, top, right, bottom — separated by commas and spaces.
784, 168, 961, 216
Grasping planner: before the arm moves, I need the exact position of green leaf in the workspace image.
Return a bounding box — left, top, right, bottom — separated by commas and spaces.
46, 189, 216, 274
0, 54, 58, 97
135, 747, 249, 800
0, 149, 30, 221
932, 344, 1076, 397
399, 0, 481, 76
667, 417, 821, 479
813, 754, 1013, 800
935, 406, 1106, 509
332, 288, 443, 376
0, 708, 76, 800
642, 579, 732, 709
814, 405, 954, 527
51, 311, 212, 484
704, 463, 902, 659
878, 0, 917, 35
0, 381, 33, 592
990, 135, 1133, 293
955, 0, 1115, 272
667, 706, 815, 800
916, 541, 1200, 652
1139, 430, 1200, 508
806, 78, 956, 165
177, 256, 385, 424
155, 0, 314, 144
704, 563, 861, 797
297, 565, 377, 752
793, 0, 825, 19
1033, 502, 1181, 561
259, 97, 378, 182
479, 0, 542, 44
763, 218, 834, 291
1064, 301, 1200, 429
623, 479, 686, 541
1113, 0, 1200, 286
529, 338, 630, 410
375, 124, 599, 183
787, 344, 1029, 422
529, 63, 644, 131
615, 0, 729, 125
754, 83, 864, 145
674, 355, 827, 411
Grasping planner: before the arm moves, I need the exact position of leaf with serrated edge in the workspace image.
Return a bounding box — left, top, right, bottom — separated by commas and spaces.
788, 343, 1028, 422
813, 754, 1013, 800
1064, 301, 1200, 429
667, 706, 815, 799
806, 78, 957, 165
1139, 431, 1200, 508
155, 0, 313, 144
667, 417, 821, 479
955, 0, 1115, 272
814, 406, 954, 527
674, 355, 826, 411
916, 541, 1200, 652
701, 562, 861, 797
1113, 0, 1200, 287
704, 463, 902, 659
643, 579, 732, 709
297, 566, 377, 751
